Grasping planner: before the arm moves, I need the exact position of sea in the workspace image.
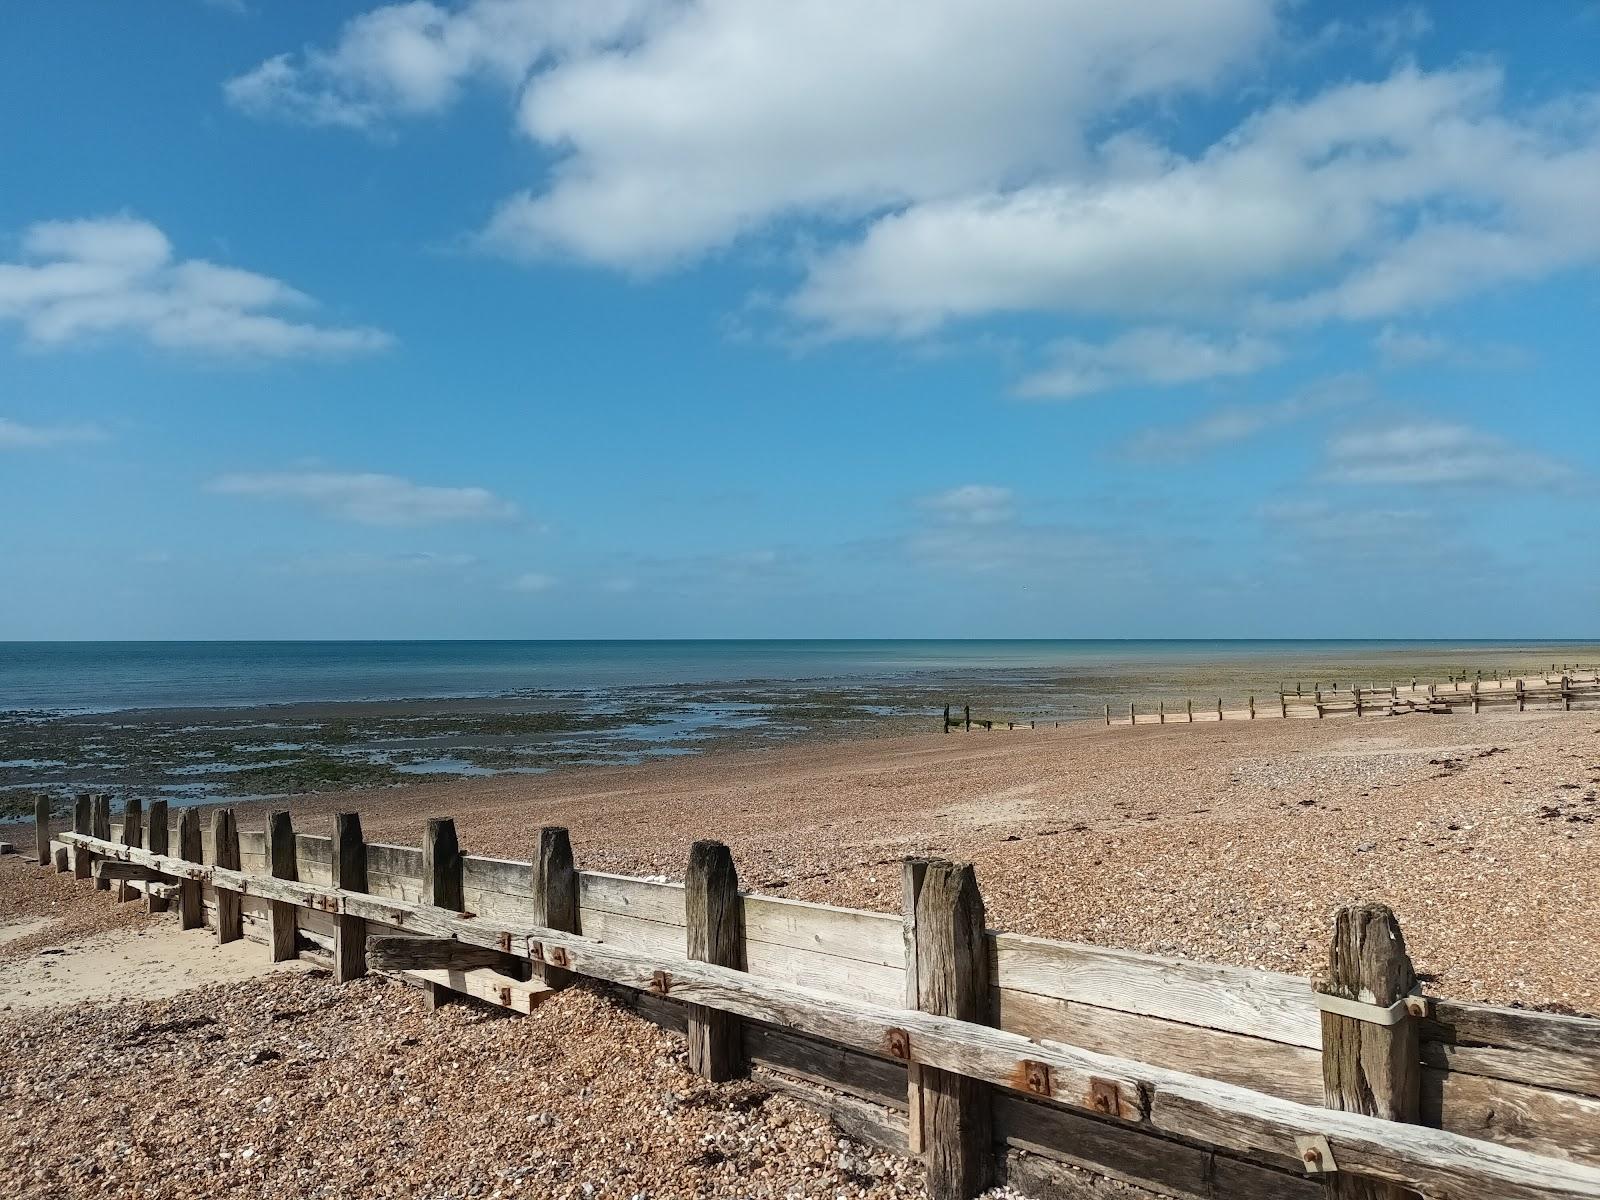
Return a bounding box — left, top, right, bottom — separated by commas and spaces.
3, 640, 1597, 812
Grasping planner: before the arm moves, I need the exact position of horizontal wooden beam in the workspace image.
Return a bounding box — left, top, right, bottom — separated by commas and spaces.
60, 831, 1600, 1200
369, 935, 510, 973
91, 860, 159, 883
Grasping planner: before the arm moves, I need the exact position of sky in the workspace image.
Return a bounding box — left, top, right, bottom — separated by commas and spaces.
2, 0, 1598, 640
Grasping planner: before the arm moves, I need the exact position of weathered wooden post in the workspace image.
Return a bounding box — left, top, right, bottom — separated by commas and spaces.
1471, 680, 1480, 715
1216, 696, 1223, 720
33, 794, 50, 868
942, 704, 950, 734
685, 839, 744, 1080
1128, 701, 1135, 725
902, 857, 931, 1156
1563, 674, 1572, 711
91, 794, 111, 890
213, 808, 241, 942
1314, 903, 1420, 1199
72, 795, 91, 879
267, 811, 298, 962
1103, 704, 1110, 726
1280, 692, 1288, 718
116, 798, 143, 903
332, 812, 367, 982
1248, 694, 1256, 719
533, 826, 578, 988
963, 704, 970, 732
146, 799, 169, 913
1186, 699, 1193, 722
916, 860, 992, 1200
1314, 689, 1324, 719
422, 817, 462, 1009
1517, 677, 1526, 711
1355, 688, 1364, 719
177, 808, 203, 930
1158, 701, 1165, 724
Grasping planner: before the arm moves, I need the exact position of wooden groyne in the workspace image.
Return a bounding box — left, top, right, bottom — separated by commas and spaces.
26, 798, 1600, 1199
946, 666, 1600, 731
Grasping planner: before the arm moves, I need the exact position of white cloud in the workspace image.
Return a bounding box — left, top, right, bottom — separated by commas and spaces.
208, 470, 520, 525
792, 67, 1600, 334
510, 570, 558, 592
1124, 374, 1367, 459
278, 550, 480, 574
1373, 325, 1526, 369
1016, 327, 1281, 399
0, 416, 107, 449
918, 484, 1015, 527
0, 216, 392, 357
225, 0, 662, 130
1323, 422, 1575, 488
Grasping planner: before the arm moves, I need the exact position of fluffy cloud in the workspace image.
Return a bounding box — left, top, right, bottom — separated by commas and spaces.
794, 67, 1600, 334
510, 570, 558, 592
1123, 374, 1368, 459
0, 416, 107, 449
1323, 422, 1575, 488
0, 217, 391, 357
918, 485, 1015, 527
208, 470, 519, 525
1017, 328, 1281, 399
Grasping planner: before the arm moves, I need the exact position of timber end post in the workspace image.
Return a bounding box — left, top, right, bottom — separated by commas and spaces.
686, 839, 744, 1081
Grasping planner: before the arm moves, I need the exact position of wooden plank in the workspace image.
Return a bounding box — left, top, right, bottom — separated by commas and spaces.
1317, 903, 1420, 1200
399, 967, 554, 1014
366, 842, 423, 880
998, 1093, 1212, 1199
421, 818, 462, 1010
750, 1063, 908, 1155
332, 813, 367, 983
905, 857, 931, 1156
743, 1021, 908, 1109
266, 811, 297, 962
1425, 1068, 1600, 1166
368, 936, 508, 972
1425, 1000, 1600, 1096
998, 989, 1323, 1105
578, 870, 686, 925
993, 932, 1321, 1050
177, 808, 203, 930
918, 860, 993, 1199
746, 937, 904, 1007
56, 833, 1600, 1200
92, 860, 158, 882
91, 795, 111, 891
686, 839, 744, 1082
72, 796, 91, 879
532, 827, 578, 988
742, 893, 905, 969
115, 799, 142, 902
212, 808, 242, 943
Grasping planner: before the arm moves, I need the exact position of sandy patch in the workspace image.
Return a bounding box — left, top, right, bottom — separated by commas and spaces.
0, 924, 310, 1011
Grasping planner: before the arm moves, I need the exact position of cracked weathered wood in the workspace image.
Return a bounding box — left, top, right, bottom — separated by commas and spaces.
145, 799, 170, 913
686, 839, 744, 1081
902, 856, 932, 1155
266, 811, 298, 961
33, 794, 49, 869
532, 826, 579, 988
333, 812, 368, 983
212, 808, 241, 943
177, 807, 203, 930
422, 817, 462, 1010
1317, 902, 1420, 1199
55, 831, 1600, 1200
917, 860, 993, 1200
92, 860, 158, 882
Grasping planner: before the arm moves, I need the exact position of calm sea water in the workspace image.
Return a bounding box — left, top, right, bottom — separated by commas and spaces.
4, 640, 1598, 714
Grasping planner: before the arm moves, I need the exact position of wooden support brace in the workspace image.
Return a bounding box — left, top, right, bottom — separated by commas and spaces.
333, 812, 368, 982
92, 860, 159, 882
422, 817, 462, 1009
1315, 903, 1420, 1200
266, 810, 298, 960
213, 808, 242, 943
177, 808, 204, 930
145, 799, 170, 913
916, 860, 993, 1200
686, 839, 744, 1082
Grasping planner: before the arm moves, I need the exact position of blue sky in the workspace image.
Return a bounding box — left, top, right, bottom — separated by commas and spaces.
2, 0, 1597, 639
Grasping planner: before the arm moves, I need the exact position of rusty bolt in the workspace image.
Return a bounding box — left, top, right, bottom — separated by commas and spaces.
1303, 1147, 1323, 1166
498, 931, 512, 954
650, 970, 672, 995
1088, 1078, 1122, 1117
886, 1028, 912, 1061
529, 940, 544, 962
549, 947, 570, 969
1022, 1061, 1051, 1097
